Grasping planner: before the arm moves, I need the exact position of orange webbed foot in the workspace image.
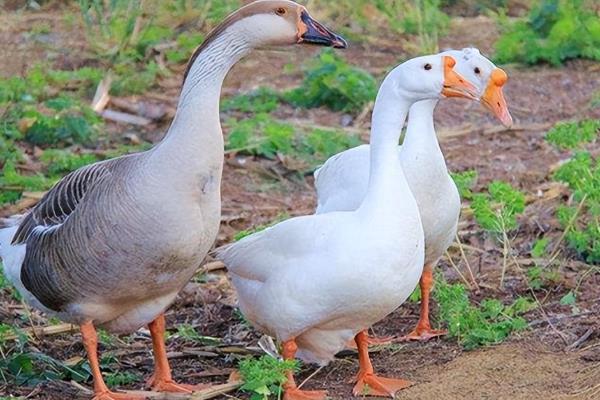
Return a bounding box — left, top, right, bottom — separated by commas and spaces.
92, 390, 148, 400
399, 327, 447, 342
352, 372, 412, 397
283, 387, 328, 400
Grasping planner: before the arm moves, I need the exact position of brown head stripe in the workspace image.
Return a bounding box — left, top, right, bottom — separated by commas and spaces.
182, 0, 300, 84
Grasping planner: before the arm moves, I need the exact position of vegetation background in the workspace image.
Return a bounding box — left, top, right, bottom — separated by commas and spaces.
0, 0, 599, 399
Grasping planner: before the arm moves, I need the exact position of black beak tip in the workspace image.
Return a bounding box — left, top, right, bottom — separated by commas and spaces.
333, 36, 348, 49
300, 10, 347, 49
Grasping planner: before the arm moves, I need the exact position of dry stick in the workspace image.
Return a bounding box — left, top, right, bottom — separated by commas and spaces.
566, 328, 594, 351
444, 250, 472, 289
454, 234, 479, 289
545, 194, 588, 268
508, 252, 570, 345
4, 323, 77, 341
297, 366, 325, 390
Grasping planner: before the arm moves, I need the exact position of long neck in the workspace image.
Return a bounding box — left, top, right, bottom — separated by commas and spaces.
402, 99, 442, 156
360, 77, 412, 210
151, 25, 253, 165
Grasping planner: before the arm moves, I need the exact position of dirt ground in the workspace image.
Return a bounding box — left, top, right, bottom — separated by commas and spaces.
1, 4, 599, 400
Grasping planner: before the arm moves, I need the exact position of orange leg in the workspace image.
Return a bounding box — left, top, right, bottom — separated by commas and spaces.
400, 264, 447, 341
352, 331, 411, 397
147, 314, 210, 394
282, 339, 327, 400
80, 322, 146, 400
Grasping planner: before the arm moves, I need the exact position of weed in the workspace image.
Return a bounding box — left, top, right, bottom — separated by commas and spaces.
494, 0, 600, 65
166, 32, 205, 64
434, 278, 534, 349
471, 180, 526, 286
226, 114, 362, 173
471, 181, 526, 234
112, 61, 162, 96
40, 149, 99, 176
239, 355, 299, 400
545, 119, 599, 150
234, 213, 290, 242
0, 161, 55, 206
284, 49, 377, 114
553, 152, 600, 263
374, 0, 449, 53
105, 371, 140, 388
451, 170, 478, 200
222, 88, 281, 114
176, 324, 221, 345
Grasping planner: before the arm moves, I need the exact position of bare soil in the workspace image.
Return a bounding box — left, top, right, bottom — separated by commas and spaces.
1, 4, 599, 400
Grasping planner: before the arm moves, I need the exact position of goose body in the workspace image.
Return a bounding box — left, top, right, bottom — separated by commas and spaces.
0, 2, 346, 398
314, 48, 512, 340
219, 54, 478, 398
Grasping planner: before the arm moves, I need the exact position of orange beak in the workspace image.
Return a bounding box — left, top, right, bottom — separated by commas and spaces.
481, 68, 513, 128
441, 56, 478, 100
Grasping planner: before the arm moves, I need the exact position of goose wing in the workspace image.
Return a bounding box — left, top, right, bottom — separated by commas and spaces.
217, 213, 337, 282
11, 161, 113, 245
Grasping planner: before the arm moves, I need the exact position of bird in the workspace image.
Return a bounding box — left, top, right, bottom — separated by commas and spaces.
313, 47, 512, 341
0, 2, 346, 399
217, 54, 477, 399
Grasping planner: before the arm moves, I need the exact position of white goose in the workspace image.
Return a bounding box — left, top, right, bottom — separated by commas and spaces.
314, 48, 512, 341
0, 2, 346, 399
218, 55, 477, 399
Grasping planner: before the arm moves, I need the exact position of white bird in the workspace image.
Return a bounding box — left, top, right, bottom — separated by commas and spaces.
0, 2, 346, 399
314, 48, 512, 341
217, 54, 477, 399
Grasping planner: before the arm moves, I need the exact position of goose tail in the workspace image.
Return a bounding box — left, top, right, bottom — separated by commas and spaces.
0, 215, 28, 295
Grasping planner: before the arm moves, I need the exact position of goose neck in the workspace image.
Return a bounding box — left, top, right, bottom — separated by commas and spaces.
402, 99, 441, 152
152, 24, 254, 163
360, 78, 412, 211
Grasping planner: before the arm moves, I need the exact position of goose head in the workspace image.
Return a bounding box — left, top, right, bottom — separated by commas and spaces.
205, 0, 347, 49
441, 48, 513, 127
388, 54, 478, 103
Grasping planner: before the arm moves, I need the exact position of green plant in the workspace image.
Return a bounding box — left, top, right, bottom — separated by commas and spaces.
78, 0, 154, 59
284, 49, 377, 114
0, 161, 55, 206
222, 88, 281, 114
40, 149, 99, 176
374, 0, 449, 53
239, 355, 299, 400
225, 114, 361, 173
104, 371, 140, 388
111, 61, 162, 95
471, 181, 526, 233
451, 170, 478, 200
175, 324, 221, 345
434, 278, 534, 349
545, 119, 599, 150
165, 32, 205, 64
494, 0, 600, 65
227, 113, 294, 159
553, 152, 600, 263
234, 213, 290, 242
471, 181, 526, 286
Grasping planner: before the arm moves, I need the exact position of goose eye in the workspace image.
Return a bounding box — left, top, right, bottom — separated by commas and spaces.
424, 63, 432, 71
275, 7, 286, 15
474, 67, 481, 74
